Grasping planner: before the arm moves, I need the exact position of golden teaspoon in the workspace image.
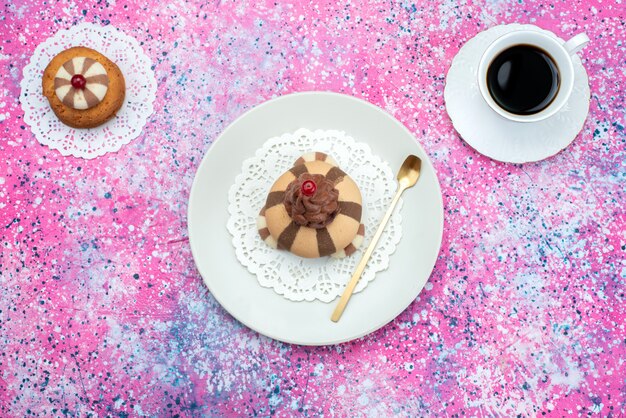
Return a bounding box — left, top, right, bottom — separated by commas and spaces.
331, 155, 422, 322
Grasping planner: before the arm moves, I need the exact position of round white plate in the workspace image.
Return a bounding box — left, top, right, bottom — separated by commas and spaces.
444, 24, 590, 163
188, 92, 444, 346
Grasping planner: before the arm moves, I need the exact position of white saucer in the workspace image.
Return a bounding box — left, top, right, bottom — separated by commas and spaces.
444, 24, 590, 163
188, 92, 444, 346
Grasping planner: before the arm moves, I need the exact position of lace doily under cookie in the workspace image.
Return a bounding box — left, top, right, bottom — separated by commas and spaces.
20, 22, 156, 159
226, 128, 403, 303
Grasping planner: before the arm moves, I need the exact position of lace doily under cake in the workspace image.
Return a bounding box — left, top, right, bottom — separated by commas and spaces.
20, 22, 156, 159
227, 128, 403, 303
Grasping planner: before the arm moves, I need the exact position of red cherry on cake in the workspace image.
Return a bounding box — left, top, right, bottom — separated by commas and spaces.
301, 180, 317, 196
71, 74, 87, 90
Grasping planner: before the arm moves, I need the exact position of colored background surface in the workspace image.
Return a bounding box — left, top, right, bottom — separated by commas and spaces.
1, 0, 624, 416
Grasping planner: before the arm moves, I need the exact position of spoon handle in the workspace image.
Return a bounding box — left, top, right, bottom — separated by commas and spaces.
331, 184, 405, 322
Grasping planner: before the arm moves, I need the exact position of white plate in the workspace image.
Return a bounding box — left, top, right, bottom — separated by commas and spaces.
188, 92, 444, 345
444, 24, 590, 163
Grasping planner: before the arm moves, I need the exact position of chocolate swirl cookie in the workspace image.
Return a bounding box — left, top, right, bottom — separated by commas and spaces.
257, 152, 365, 258
42, 46, 125, 129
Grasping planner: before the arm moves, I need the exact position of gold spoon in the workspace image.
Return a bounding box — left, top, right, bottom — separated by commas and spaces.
331, 155, 422, 322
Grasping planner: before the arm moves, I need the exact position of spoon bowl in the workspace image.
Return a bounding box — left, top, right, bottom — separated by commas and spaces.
397, 154, 422, 189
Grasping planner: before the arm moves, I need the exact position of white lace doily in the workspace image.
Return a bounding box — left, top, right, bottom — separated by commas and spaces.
20, 22, 156, 159
227, 128, 403, 303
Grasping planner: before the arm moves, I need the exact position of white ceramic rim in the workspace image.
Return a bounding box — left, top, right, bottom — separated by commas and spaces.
477, 30, 576, 123
187, 91, 444, 346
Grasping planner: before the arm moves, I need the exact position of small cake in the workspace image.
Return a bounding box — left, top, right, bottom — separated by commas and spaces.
42, 46, 125, 128
257, 152, 365, 258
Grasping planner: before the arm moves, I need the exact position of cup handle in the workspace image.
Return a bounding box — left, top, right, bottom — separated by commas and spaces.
564, 33, 590, 55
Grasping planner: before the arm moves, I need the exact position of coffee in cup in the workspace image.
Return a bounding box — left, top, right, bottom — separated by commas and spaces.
478, 30, 589, 123
486, 44, 560, 115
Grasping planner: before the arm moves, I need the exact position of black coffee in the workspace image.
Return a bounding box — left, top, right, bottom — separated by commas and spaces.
486, 44, 560, 115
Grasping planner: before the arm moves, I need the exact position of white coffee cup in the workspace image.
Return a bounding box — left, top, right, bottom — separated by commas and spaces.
477, 30, 589, 123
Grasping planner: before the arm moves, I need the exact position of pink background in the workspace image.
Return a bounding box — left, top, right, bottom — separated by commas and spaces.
1, 0, 624, 416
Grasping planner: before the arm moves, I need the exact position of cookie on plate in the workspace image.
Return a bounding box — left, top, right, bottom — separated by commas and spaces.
257, 152, 365, 258
42, 46, 125, 128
